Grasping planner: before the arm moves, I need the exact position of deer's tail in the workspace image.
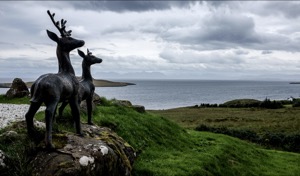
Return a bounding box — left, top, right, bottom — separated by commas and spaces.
30, 82, 43, 103
29, 75, 51, 103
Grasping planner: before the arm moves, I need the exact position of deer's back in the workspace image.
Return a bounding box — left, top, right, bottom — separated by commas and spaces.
30, 73, 80, 103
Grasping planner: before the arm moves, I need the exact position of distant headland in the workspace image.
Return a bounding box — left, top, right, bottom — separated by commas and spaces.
0, 77, 135, 88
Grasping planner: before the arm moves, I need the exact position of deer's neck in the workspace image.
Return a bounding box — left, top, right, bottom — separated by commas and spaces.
56, 47, 75, 75
81, 62, 93, 81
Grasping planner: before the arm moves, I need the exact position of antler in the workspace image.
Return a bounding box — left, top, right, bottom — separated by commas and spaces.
87, 49, 92, 56
47, 10, 72, 37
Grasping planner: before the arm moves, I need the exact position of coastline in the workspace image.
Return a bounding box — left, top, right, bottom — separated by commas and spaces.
0, 78, 135, 88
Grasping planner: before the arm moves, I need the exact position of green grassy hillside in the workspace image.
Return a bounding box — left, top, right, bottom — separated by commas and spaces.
150, 106, 300, 152
0, 97, 299, 175
72, 98, 300, 175
149, 106, 300, 134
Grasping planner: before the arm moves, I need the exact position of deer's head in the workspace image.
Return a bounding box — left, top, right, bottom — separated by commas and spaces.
46, 10, 84, 52
78, 49, 102, 66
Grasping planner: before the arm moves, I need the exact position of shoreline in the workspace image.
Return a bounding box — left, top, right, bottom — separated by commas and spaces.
0, 78, 135, 88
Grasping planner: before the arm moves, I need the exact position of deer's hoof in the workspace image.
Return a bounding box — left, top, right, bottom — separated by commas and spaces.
45, 143, 56, 150
27, 128, 37, 138
87, 122, 94, 125
77, 132, 85, 137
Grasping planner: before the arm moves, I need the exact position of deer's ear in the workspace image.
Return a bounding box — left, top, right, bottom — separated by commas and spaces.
46, 30, 59, 42
77, 49, 85, 58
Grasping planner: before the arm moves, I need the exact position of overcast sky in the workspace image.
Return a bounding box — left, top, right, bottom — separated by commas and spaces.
1, 1, 300, 81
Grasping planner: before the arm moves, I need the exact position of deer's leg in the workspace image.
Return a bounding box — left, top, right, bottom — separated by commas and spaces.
25, 102, 42, 136
58, 101, 68, 118
53, 104, 58, 123
69, 96, 83, 136
87, 96, 93, 125
45, 103, 57, 149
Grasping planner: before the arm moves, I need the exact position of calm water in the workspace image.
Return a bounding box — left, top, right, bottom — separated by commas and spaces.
95, 80, 300, 110
1, 79, 300, 110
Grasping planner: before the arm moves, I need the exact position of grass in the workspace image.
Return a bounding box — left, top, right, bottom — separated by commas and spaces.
150, 106, 300, 152
149, 106, 300, 135
0, 96, 300, 175
0, 95, 30, 104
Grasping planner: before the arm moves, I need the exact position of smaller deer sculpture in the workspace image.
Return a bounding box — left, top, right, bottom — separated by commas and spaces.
58, 49, 102, 125
25, 10, 84, 149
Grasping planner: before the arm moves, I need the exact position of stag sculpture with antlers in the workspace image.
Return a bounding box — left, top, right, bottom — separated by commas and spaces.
25, 10, 85, 149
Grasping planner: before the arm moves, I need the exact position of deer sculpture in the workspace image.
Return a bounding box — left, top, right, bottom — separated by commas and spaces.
58, 49, 102, 125
25, 10, 85, 149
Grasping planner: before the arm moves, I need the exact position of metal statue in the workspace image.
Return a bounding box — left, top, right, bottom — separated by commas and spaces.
25, 10, 85, 149
58, 49, 102, 125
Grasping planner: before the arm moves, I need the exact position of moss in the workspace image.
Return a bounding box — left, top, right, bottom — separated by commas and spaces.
96, 130, 133, 172
52, 134, 68, 149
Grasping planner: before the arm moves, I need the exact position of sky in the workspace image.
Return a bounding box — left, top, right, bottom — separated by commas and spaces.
1, 1, 300, 81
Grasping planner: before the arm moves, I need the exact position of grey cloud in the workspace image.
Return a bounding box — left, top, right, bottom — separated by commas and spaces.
201, 14, 260, 44
161, 13, 261, 50
69, 1, 195, 12
252, 33, 300, 52
160, 10, 300, 53
207, 1, 300, 19
159, 47, 245, 65
235, 50, 249, 55
0, 55, 83, 78
0, 57, 56, 71
0, 42, 15, 46
1, 1, 300, 81
261, 2, 300, 18
98, 54, 165, 72
101, 25, 135, 35
261, 50, 272, 55
206, 1, 242, 9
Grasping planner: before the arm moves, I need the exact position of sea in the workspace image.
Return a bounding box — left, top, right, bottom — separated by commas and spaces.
96, 80, 300, 110
1, 79, 300, 110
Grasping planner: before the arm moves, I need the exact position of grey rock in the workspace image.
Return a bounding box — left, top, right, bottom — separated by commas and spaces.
30, 123, 136, 176
132, 105, 145, 113
5, 78, 29, 98
80, 93, 101, 113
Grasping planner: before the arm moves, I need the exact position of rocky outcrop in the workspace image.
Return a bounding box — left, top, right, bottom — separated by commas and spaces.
113, 100, 145, 113
113, 100, 133, 107
132, 105, 145, 113
0, 121, 136, 176
80, 93, 101, 113
5, 78, 29, 98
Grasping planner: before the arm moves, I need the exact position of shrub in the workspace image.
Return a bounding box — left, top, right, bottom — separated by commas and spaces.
195, 125, 260, 142
292, 99, 300, 107
99, 97, 114, 106
220, 99, 261, 108
195, 124, 300, 152
199, 103, 218, 108
259, 98, 283, 109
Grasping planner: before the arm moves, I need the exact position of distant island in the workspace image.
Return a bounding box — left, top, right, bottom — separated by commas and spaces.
0, 78, 135, 88
289, 82, 300, 84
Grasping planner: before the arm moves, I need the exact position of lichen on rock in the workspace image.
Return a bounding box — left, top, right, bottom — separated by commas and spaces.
29, 123, 136, 176
0, 150, 6, 167
0, 120, 135, 176
79, 156, 95, 167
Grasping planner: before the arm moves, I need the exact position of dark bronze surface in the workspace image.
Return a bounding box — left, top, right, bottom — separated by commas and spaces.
59, 49, 102, 125
25, 10, 85, 149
